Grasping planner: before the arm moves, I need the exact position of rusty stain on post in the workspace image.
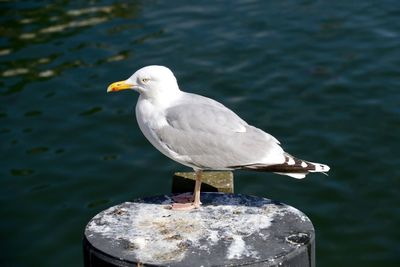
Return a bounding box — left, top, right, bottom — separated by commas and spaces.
172, 171, 234, 194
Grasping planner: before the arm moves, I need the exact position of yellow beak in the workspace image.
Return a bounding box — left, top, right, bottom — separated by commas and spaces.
107, 80, 134, 93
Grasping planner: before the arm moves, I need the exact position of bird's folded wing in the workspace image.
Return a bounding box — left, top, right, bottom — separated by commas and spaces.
152, 101, 284, 169
165, 102, 248, 133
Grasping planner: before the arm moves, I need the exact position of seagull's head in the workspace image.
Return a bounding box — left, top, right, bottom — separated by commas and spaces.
107, 65, 180, 99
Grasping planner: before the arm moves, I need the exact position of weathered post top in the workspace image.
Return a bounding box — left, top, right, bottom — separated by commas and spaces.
83, 192, 315, 267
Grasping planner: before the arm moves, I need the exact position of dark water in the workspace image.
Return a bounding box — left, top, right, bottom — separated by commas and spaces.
1, 1, 399, 266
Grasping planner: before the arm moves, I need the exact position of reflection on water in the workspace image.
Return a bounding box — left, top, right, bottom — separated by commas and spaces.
1, 1, 400, 267
2, 67, 29, 77
0, 2, 140, 85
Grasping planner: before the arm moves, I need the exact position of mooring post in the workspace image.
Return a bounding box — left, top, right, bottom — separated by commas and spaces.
83, 172, 315, 267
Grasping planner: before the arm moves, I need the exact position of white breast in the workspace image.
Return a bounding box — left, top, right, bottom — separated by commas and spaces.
136, 97, 168, 150
135, 96, 194, 167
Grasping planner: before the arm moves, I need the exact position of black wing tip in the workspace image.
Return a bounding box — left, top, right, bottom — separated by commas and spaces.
229, 154, 330, 175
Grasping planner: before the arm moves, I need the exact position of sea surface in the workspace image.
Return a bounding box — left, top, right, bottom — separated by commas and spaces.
1, 1, 399, 266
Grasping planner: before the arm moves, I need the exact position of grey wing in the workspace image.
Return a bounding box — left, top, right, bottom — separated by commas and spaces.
154, 96, 285, 169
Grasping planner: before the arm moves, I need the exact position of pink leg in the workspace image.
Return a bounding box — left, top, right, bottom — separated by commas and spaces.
193, 170, 202, 208
171, 170, 202, 211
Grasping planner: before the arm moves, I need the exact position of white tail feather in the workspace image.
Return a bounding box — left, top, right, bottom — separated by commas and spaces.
308, 162, 330, 173
275, 172, 306, 179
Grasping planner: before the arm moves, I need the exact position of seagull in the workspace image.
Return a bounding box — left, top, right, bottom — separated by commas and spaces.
107, 65, 330, 210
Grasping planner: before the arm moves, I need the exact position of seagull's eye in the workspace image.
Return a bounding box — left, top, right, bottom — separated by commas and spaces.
141, 78, 150, 83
